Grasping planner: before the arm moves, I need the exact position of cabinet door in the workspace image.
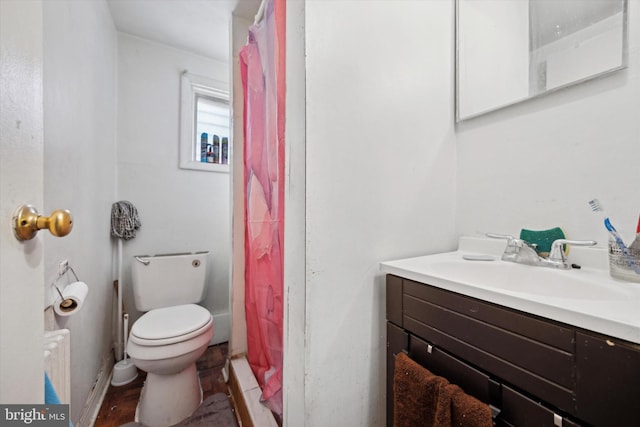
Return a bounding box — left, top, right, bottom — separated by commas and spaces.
387, 322, 408, 427
576, 332, 640, 427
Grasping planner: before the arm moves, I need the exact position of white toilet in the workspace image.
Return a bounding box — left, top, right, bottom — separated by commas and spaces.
127, 251, 214, 427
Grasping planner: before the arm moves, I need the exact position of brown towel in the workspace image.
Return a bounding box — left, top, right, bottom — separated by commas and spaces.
393, 353, 494, 427
447, 384, 493, 427
393, 352, 451, 427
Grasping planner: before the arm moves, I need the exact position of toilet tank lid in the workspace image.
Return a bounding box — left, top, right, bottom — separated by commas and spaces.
131, 304, 211, 340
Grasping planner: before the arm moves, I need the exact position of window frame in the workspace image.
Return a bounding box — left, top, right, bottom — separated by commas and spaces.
179, 72, 230, 172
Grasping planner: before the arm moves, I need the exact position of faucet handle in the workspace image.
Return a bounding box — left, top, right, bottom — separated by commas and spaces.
486, 233, 525, 248
548, 239, 597, 262
486, 233, 536, 248
486, 233, 515, 241
487, 233, 527, 257
486, 233, 520, 244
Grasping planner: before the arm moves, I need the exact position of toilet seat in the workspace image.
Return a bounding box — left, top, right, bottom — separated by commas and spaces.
130, 304, 212, 346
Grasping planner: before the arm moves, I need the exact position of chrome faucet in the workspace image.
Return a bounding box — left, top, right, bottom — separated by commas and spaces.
487, 233, 597, 269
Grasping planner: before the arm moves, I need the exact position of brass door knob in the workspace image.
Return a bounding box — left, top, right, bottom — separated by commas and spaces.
13, 205, 73, 241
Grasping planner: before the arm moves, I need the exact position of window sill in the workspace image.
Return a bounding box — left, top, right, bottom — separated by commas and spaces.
180, 161, 229, 173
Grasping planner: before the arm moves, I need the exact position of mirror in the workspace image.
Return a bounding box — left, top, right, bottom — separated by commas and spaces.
456, 0, 628, 121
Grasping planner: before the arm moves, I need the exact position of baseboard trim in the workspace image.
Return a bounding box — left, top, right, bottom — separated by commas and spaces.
228, 355, 278, 427
77, 352, 114, 427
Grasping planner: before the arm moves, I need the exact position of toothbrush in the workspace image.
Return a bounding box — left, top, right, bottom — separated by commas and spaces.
589, 199, 640, 274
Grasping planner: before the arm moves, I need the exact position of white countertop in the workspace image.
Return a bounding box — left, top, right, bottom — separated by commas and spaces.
380, 237, 640, 344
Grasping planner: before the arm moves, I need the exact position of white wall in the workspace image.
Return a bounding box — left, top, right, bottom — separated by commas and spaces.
0, 0, 45, 405
457, 2, 640, 250
301, 1, 457, 425
282, 1, 306, 424
42, 1, 117, 422
116, 34, 232, 343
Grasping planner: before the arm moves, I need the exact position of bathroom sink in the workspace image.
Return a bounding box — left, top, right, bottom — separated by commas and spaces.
380, 236, 640, 344
426, 257, 631, 301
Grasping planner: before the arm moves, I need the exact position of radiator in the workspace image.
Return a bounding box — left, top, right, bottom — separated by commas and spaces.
44, 329, 71, 405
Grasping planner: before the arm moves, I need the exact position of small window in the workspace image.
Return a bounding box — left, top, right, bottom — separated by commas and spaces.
179, 72, 230, 172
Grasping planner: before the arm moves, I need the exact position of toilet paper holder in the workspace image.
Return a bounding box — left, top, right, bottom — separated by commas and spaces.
52, 264, 80, 309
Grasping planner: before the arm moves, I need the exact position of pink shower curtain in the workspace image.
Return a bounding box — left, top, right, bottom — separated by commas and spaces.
240, 0, 285, 418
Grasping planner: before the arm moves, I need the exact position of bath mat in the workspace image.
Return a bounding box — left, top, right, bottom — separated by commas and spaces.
120, 393, 238, 427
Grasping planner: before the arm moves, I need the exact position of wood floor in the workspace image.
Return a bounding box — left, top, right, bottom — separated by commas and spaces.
94, 343, 231, 427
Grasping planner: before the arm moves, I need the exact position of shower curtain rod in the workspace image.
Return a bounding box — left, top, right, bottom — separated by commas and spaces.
253, 0, 267, 25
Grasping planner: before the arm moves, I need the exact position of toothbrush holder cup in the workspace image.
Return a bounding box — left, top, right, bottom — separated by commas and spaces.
608, 237, 640, 283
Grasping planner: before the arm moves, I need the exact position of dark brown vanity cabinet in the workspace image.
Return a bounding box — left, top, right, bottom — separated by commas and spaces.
386, 274, 640, 427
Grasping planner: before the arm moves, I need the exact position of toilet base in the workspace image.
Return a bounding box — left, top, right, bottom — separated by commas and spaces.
135, 363, 202, 427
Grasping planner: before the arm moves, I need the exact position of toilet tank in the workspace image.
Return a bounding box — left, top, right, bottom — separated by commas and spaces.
131, 251, 209, 311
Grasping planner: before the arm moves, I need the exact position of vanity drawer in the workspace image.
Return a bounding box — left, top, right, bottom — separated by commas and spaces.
501, 385, 581, 427
403, 280, 574, 352
404, 293, 574, 388
403, 316, 576, 416
409, 335, 499, 406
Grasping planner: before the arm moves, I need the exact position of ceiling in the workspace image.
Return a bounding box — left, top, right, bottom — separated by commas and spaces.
106, 0, 261, 62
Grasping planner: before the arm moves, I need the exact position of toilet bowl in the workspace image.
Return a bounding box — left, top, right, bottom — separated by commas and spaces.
127, 304, 214, 427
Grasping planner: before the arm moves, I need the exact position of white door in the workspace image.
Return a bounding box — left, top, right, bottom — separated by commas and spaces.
0, 0, 46, 403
